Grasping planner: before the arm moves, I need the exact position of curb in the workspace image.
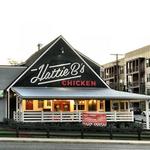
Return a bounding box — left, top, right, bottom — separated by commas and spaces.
0, 138, 150, 144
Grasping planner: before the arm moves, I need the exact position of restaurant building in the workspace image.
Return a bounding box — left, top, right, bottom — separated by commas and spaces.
0, 36, 150, 129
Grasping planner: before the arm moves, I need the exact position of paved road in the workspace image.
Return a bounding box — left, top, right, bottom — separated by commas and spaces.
0, 141, 150, 150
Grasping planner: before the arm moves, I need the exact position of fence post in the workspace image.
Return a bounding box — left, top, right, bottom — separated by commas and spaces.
114, 111, 117, 122
81, 125, 84, 139
41, 111, 44, 122
131, 111, 134, 122
137, 127, 142, 140
46, 126, 50, 138
16, 124, 19, 137
60, 112, 62, 122
109, 124, 113, 139
22, 111, 24, 122
16, 111, 18, 122
79, 112, 81, 122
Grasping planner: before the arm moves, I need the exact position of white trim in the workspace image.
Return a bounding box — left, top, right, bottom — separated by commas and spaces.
7, 35, 109, 89
61, 36, 110, 88
0, 65, 26, 69
7, 90, 10, 119
5, 92, 8, 118
7, 36, 62, 90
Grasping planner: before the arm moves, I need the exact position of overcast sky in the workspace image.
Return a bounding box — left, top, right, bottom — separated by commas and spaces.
0, 0, 150, 65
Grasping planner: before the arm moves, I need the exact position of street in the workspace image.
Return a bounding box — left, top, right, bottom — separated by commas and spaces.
0, 141, 150, 150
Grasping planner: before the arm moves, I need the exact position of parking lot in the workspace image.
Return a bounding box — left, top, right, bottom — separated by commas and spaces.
134, 114, 148, 122
135, 114, 145, 120
134, 114, 150, 129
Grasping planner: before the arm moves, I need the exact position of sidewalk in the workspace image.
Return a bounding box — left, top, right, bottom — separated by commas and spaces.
0, 137, 150, 144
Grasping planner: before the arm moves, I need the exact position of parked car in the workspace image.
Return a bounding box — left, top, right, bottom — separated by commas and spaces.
130, 107, 142, 115
141, 110, 150, 116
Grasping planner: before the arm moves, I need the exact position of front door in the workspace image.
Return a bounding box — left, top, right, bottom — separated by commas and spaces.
54, 100, 70, 112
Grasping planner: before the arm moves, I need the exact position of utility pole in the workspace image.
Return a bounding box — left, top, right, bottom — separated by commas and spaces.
110, 54, 123, 90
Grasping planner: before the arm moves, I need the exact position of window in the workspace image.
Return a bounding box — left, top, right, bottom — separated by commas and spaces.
26, 100, 33, 110
74, 100, 85, 111
146, 59, 150, 67
112, 101, 129, 111
100, 100, 104, 110
54, 104, 61, 111
120, 102, 125, 110
126, 102, 128, 109
88, 100, 97, 111
47, 100, 51, 106
130, 62, 133, 72
105, 69, 109, 78
112, 102, 119, 111
128, 75, 132, 85
120, 66, 124, 74
147, 89, 150, 95
147, 74, 150, 82
38, 100, 44, 108
63, 104, 70, 111
78, 105, 85, 110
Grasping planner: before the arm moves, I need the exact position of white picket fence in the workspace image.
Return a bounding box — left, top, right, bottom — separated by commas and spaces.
13, 111, 134, 123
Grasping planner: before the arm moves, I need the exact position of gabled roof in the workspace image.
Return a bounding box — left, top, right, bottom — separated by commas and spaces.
8, 35, 108, 89
25, 35, 101, 69
0, 66, 26, 90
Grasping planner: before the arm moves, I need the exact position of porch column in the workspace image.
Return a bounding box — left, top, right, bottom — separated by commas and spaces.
7, 90, 10, 119
15, 96, 19, 121
75, 100, 78, 112
19, 98, 23, 122
16, 96, 19, 112
19, 98, 22, 112
146, 100, 149, 130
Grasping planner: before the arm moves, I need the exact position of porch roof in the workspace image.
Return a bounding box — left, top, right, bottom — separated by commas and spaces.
11, 87, 150, 100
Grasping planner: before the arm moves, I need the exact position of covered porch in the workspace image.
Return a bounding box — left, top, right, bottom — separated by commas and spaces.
11, 87, 150, 129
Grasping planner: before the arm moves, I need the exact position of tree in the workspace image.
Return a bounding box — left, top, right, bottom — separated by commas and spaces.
8, 58, 23, 65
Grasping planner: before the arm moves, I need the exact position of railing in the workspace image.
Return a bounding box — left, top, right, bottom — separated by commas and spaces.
13, 111, 134, 123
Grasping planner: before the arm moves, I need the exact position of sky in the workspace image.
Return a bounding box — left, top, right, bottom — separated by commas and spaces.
0, 0, 150, 65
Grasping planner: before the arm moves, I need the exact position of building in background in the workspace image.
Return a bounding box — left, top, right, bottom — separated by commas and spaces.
103, 58, 125, 91
103, 45, 150, 110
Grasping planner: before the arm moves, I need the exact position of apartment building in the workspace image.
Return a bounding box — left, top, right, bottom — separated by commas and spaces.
125, 45, 150, 95
103, 45, 150, 110
103, 58, 125, 91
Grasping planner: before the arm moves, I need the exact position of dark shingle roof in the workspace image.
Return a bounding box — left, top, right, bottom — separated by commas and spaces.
24, 35, 101, 69
0, 66, 26, 89
25, 36, 60, 66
